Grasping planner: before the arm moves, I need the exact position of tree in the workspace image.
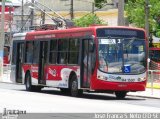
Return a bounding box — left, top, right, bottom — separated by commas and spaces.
73, 14, 106, 27
94, 0, 108, 8
125, 0, 160, 37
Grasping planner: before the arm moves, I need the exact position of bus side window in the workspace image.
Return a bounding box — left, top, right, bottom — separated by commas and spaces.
68, 38, 80, 64
33, 41, 39, 64
25, 42, 33, 63
57, 39, 68, 64
49, 39, 57, 64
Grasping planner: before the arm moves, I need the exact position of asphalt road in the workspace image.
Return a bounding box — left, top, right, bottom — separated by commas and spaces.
0, 82, 160, 108
0, 82, 160, 119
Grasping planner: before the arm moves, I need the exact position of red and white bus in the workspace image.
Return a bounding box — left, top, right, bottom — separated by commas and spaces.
149, 36, 160, 81
11, 26, 147, 99
3, 46, 10, 65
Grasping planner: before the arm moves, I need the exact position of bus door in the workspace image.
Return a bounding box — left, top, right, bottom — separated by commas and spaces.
11, 42, 24, 83
38, 41, 48, 84
81, 38, 95, 88
16, 42, 24, 83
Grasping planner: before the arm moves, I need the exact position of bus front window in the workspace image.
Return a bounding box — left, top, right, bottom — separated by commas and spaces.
98, 38, 146, 74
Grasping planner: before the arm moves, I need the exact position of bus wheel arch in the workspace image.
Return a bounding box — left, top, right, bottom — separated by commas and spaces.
25, 70, 42, 92
69, 72, 83, 97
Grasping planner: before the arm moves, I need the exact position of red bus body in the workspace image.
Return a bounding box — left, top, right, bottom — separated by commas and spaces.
3, 46, 10, 65
149, 47, 160, 81
11, 26, 148, 98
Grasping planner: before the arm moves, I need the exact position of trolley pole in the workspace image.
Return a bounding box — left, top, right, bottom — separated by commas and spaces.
117, 0, 125, 26
0, 0, 5, 80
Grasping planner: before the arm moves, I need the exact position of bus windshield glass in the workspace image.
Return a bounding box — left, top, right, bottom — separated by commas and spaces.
98, 38, 146, 74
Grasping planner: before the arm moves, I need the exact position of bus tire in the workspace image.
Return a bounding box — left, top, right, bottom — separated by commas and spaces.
25, 73, 32, 91
115, 91, 127, 99
70, 75, 83, 97
25, 73, 42, 92
60, 88, 70, 94
34, 86, 42, 92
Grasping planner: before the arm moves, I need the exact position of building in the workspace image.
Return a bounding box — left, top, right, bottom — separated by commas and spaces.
0, 2, 21, 46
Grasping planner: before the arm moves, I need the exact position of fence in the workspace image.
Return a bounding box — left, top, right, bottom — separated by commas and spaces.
148, 69, 160, 94
148, 60, 160, 95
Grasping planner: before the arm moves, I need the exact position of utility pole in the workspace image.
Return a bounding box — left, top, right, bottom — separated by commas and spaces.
145, 0, 150, 71
21, 0, 24, 32
41, 10, 45, 25
9, 6, 12, 46
145, 0, 149, 38
92, 2, 95, 14
0, 0, 5, 79
117, 0, 125, 26
30, 0, 34, 26
70, 0, 74, 19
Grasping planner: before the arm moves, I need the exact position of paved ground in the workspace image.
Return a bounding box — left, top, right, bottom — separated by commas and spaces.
0, 82, 160, 119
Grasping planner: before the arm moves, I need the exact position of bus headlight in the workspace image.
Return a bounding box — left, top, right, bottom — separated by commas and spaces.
97, 75, 107, 80
138, 77, 146, 82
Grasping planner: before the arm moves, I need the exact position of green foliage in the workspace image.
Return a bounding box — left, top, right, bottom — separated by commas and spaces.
156, 31, 160, 37
94, 0, 107, 8
125, 0, 160, 37
73, 14, 106, 27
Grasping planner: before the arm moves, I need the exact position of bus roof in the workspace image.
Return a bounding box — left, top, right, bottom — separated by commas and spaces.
25, 26, 146, 40
13, 32, 27, 41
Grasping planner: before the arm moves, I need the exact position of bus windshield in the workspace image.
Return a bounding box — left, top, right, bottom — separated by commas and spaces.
98, 38, 146, 74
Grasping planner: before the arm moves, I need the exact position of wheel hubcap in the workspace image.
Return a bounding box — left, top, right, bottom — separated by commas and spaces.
71, 80, 78, 96
72, 81, 77, 91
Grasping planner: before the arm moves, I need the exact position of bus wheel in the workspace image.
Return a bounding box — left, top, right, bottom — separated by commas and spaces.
70, 75, 83, 97
115, 91, 127, 99
25, 73, 32, 91
60, 88, 69, 94
25, 73, 42, 92
34, 86, 42, 92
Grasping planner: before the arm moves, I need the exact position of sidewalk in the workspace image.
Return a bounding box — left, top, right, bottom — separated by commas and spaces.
1, 71, 12, 83
128, 88, 160, 99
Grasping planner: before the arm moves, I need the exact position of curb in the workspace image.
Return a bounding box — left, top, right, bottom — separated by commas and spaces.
127, 94, 160, 99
